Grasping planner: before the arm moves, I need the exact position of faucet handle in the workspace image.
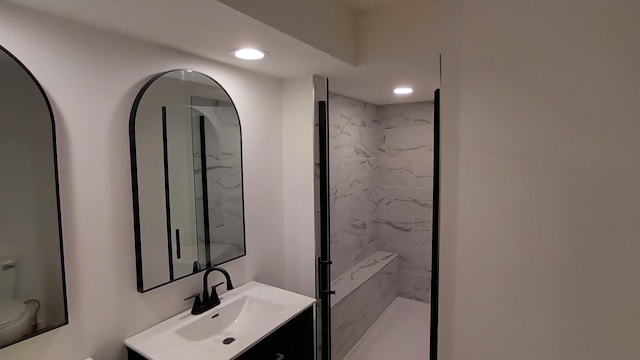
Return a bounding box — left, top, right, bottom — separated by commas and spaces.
185, 293, 205, 315
209, 281, 225, 305
184, 293, 202, 305
210, 281, 225, 295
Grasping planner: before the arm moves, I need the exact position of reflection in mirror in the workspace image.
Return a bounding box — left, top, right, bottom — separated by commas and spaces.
130, 70, 246, 292
0, 45, 67, 349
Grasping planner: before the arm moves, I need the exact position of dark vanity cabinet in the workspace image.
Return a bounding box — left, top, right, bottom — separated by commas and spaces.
127, 348, 146, 359
233, 307, 314, 360
127, 307, 314, 360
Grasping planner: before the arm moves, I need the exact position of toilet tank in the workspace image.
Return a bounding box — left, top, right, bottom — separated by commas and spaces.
0, 258, 17, 300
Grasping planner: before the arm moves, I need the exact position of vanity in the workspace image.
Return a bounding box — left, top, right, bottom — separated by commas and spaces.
125, 282, 315, 360
126, 70, 315, 359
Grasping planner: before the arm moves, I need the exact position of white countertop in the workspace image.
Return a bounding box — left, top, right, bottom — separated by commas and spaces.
125, 281, 315, 360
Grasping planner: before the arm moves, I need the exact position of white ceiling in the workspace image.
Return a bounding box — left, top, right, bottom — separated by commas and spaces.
5, 0, 439, 105
339, 0, 409, 12
326, 56, 439, 105
4, 0, 354, 78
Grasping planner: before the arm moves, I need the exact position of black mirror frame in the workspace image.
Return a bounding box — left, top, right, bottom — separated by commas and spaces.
129, 69, 247, 293
0, 44, 68, 349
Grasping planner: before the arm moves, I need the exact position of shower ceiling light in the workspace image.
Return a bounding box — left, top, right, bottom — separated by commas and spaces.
394, 87, 413, 95
233, 48, 266, 60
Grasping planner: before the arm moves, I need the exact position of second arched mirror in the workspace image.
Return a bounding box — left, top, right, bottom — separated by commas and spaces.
130, 70, 246, 292
0, 44, 67, 349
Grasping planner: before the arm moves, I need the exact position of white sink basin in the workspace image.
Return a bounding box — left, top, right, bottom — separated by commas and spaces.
125, 281, 315, 360
175, 295, 286, 342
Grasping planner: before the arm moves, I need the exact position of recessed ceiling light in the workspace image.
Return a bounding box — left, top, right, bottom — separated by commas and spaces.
394, 87, 413, 95
233, 48, 266, 60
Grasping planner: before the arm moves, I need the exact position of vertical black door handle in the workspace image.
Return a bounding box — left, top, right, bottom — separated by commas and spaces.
162, 106, 174, 281
198, 115, 212, 267
175, 229, 181, 259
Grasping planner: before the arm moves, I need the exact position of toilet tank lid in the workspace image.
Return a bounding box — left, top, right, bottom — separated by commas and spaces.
0, 300, 26, 326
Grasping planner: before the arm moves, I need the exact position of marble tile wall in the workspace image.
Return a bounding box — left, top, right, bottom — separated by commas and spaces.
193, 106, 245, 265
331, 256, 398, 360
331, 251, 398, 307
375, 101, 434, 303
328, 93, 382, 280
329, 93, 434, 303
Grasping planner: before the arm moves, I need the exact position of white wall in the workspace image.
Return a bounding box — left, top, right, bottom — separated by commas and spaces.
439, 0, 640, 359
356, 0, 444, 65
281, 76, 317, 297
0, 3, 286, 359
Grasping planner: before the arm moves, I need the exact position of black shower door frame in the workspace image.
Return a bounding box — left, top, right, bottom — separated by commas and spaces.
315, 80, 441, 360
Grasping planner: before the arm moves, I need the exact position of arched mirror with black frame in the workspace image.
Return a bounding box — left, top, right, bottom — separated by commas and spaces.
130, 69, 246, 293
0, 45, 68, 349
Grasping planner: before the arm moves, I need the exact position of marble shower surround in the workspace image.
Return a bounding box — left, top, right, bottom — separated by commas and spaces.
193, 105, 245, 265
330, 254, 399, 360
330, 251, 398, 307
329, 93, 433, 303
376, 101, 434, 303
328, 93, 381, 281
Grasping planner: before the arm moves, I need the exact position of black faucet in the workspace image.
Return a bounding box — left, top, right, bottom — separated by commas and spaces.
184, 266, 233, 315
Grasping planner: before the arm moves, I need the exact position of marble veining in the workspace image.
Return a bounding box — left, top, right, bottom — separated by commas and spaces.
378, 103, 415, 129
350, 187, 383, 222
329, 93, 383, 281
329, 93, 433, 305
332, 239, 379, 280
331, 251, 398, 308
374, 214, 414, 245
375, 158, 414, 186
381, 189, 431, 221
329, 122, 355, 160
381, 240, 431, 274
413, 102, 434, 127
354, 127, 384, 158
331, 159, 371, 196
375, 101, 434, 304
186, 104, 245, 265
398, 271, 431, 303
204, 195, 224, 228
330, 193, 354, 231
331, 221, 370, 266
385, 126, 432, 157
206, 161, 242, 194
331, 253, 398, 360
223, 190, 243, 225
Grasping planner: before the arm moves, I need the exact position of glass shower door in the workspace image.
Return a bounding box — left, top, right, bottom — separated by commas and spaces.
319, 80, 441, 360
